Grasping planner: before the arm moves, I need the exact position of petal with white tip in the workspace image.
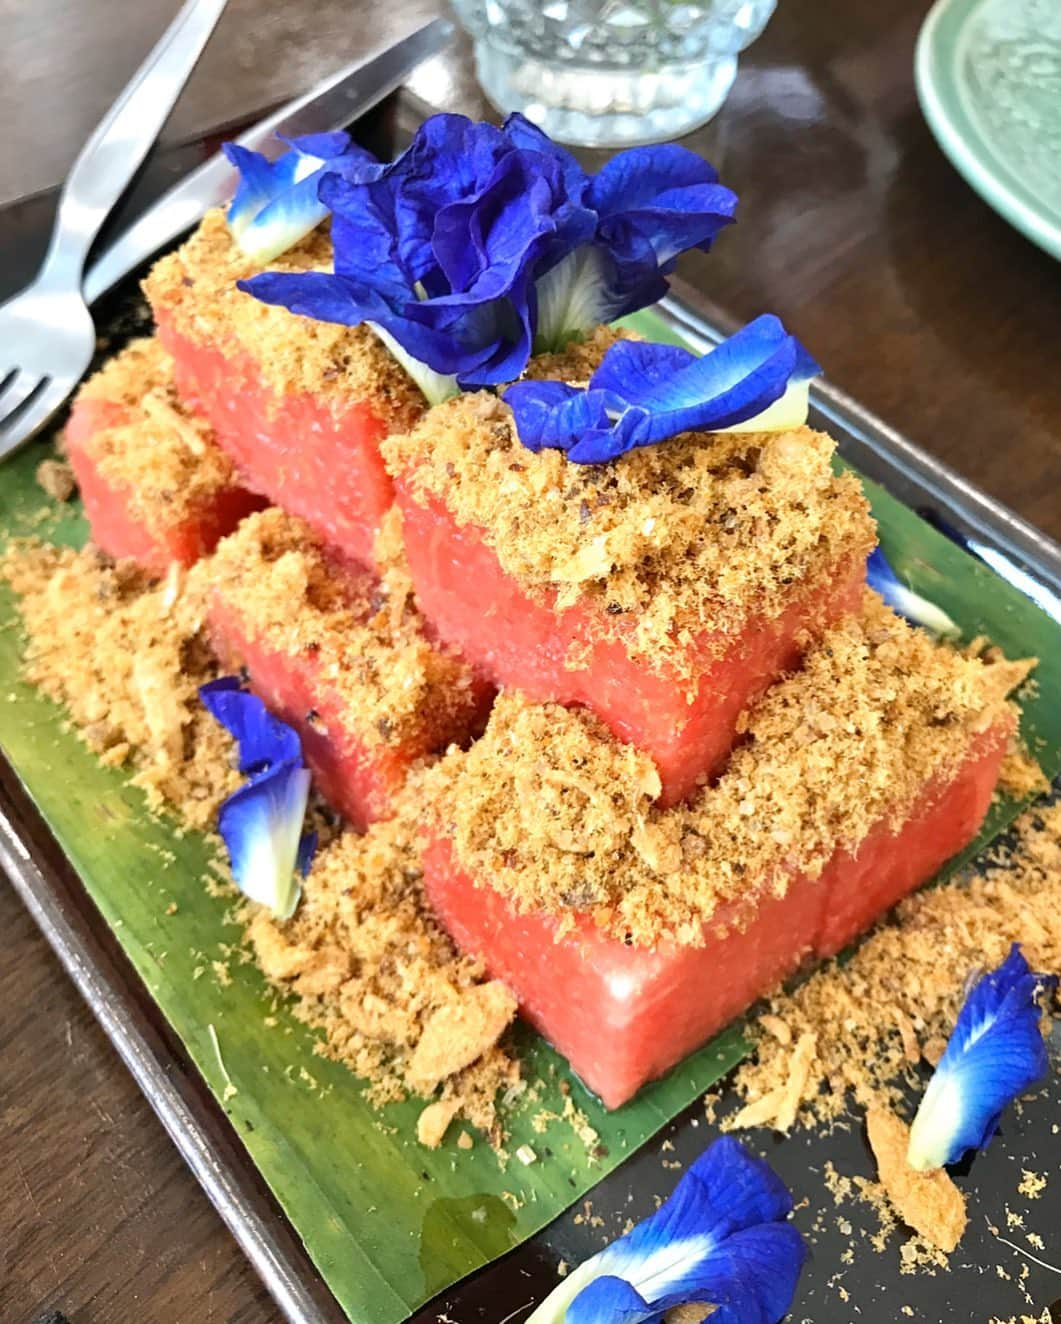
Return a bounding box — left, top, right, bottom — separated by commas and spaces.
907, 945, 1055, 1171
866, 546, 960, 638
506, 316, 820, 465
222, 131, 379, 262
218, 762, 312, 920
525, 1137, 805, 1324
200, 678, 316, 918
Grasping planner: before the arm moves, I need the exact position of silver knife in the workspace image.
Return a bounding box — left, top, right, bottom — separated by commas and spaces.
83, 17, 453, 305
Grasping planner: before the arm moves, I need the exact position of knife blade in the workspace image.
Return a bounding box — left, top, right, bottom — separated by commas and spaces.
82, 16, 452, 305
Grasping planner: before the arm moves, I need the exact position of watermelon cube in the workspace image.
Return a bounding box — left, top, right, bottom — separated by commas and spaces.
815, 722, 1010, 958
423, 835, 829, 1110
65, 337, 264, 573
421, 598, 1020, 1107
144, 211, 425, 569
385, 389, 876, 805
205, 509, 494, 831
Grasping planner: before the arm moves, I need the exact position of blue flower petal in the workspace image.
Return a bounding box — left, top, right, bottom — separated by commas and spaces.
217, 761, 312, 920
589, 316, 813, 426
200, 677, 301, 773
506, 316, 820, 465
200, 678, 316, 918
502, 380, 617, 453
239, 112, 737, 382
500, 112, 588, 198
907, 945, 1056, 1170
222, 130, 379, 262
527, 1137, 804, 1324
239, 268, 393, 324
244, 115, 594, 389
591, 1134, 795, 1290
588, 338, 696, 399
223, 143, 285, 239
866, 547, 960, 638
588, 143, 737, 268
587, 143, 719, 213
561, 1276, 657, 1324
532, 144, 735, 348
279, 130, 358, 160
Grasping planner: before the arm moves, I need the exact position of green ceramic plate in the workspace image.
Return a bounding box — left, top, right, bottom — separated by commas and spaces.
916, 0, 1061, 261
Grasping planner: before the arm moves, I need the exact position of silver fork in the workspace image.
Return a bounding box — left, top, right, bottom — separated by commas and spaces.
0, 0, 229, 459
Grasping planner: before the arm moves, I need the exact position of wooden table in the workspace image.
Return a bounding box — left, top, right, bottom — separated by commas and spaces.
1, 2, 1058, 1321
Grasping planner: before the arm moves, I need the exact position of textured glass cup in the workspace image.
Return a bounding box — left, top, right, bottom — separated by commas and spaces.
452, 0, 778, 147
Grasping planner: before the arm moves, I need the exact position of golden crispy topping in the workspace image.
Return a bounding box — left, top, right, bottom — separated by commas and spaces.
406, 981, 518, 1093
383, 327, 874, 677
431, 593, 1024, 946
70, 337, 241, 532
143, 210, 424, 429
204, 508, 484, 751
1, 541, 236, 828
249, 814, 519, 1141
36, 459, 77, 502
866, 1105, 967, 1252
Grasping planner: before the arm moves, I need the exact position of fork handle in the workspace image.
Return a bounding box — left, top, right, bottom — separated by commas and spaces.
40, 0, 228, 282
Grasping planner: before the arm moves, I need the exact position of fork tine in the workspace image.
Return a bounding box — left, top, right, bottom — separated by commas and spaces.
0, 370, 45, 424
0, 377, 68, 460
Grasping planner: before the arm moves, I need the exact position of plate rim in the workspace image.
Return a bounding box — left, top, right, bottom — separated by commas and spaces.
914, 0, 1061, 262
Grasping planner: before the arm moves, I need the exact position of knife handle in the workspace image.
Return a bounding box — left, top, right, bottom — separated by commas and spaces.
82, 17, 453, 306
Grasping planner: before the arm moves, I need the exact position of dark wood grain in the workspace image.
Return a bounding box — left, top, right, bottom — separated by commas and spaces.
0, 0, 444, 208
0, 865, 280, 1324
1, 1, 1059, 1321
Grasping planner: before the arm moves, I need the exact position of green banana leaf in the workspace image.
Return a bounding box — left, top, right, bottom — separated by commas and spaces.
0, 313, 1058, 1321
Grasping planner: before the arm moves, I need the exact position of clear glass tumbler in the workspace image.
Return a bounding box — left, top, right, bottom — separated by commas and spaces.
452, 0, 778, 147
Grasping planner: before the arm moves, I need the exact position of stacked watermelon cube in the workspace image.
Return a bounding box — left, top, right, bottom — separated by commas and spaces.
144, 211, 425, 571
420, 601, 1017, 1105
69, 205, 1020, 1108
66, 337, 264, 572
202, 508, 493, 831
370, 348, 1019, 1105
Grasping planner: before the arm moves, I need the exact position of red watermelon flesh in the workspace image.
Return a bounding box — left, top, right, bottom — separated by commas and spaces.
204, 510, 495, 832
66, 382, 263, 575
156, 317, 398, 570
209, 608, 406, 831
397, 487, 867, 806
421, 721, 1010, 1108
816, 721, 1011, 956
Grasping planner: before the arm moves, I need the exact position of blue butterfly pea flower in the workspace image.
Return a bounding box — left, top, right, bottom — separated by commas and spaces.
505, 315, 820, 465
240, 113, 597, 396
238, 113, 737, 395
501, 117, 738, 349
222, 130, 380, 263
200, 675, 301, 772
200, 678, 316, 919
525, 1136, 805, 1324
866, 546, 960, 638
907, 944, 1056, 1171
